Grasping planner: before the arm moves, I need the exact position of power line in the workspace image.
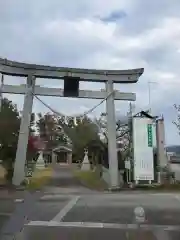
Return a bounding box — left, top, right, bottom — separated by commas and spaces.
33, 90, 114, 118
33, 90, 115, 140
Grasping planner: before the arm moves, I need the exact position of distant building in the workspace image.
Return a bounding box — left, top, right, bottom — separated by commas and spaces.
166, 146, 180, 181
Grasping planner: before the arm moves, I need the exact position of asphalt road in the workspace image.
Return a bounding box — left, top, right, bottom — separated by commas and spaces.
22, 192, 180, 239
0, 198, 18, 233
1, 165, 180, 239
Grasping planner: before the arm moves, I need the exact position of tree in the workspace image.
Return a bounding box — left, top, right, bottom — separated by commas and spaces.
173, 104, 180, 134
36, 113, 69, 151
56, 115, 100, 161
96, 113, 130, 159
36, 111, 125, 167
0, 98, 20, 180
36, 112, 102, 162
26, 112, 41, 163
0, 98, 39, 181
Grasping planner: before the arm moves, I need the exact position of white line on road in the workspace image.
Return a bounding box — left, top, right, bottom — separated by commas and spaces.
50, 196, 80, 222
14, 199, 24, 203
40, 194, 73, 200
26, 221, 180, 231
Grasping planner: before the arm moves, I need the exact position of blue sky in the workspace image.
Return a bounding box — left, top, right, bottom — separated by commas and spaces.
0, 0, 180, 145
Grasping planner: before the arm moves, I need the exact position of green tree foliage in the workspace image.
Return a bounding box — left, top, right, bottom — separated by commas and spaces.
30, 113, 36, 133
0, 98, 20, 148
69, 116, 100, 161
0, 98, 20, 180
36, 113, 102, 162
36, 113, 68, 150
0, 98, 38, 181
35, 112, 124, 167
173, 104, 180, 134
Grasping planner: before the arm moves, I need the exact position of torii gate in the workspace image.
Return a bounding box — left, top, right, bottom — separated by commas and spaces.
0, 58, 144, 188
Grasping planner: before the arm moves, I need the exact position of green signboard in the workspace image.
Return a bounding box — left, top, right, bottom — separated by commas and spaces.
147, 124, 153, 147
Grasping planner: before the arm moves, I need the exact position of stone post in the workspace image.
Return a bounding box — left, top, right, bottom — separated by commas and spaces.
12, 75, 35, 186
106, 80, 119, 189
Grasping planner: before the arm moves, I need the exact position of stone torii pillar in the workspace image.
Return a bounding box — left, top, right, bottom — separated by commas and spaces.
12, 75, 35, 186
106, 80, 119, 189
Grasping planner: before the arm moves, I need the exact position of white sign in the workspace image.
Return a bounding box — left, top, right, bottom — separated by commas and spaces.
133, 117, 154, 181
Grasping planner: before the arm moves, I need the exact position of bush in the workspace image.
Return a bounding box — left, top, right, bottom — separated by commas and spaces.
5, 167, 14, 182
26, 167, 52, 190
134, 183, 180, 191
2, 158, 14, 183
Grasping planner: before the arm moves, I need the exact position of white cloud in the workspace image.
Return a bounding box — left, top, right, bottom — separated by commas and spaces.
125, 17, 180, 50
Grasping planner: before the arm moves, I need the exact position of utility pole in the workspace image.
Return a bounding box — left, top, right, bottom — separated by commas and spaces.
127, 102, 134, 183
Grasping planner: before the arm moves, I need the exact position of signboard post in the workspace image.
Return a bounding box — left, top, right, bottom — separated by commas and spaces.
125, 159, 131, 183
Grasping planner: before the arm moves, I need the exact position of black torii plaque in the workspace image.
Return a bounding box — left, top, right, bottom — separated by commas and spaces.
63, 76, 80, 97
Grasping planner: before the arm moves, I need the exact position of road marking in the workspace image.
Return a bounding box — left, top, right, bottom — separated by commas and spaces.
14, 199, 24, 203
40, 194, 73, 201
26, 221, 180, 231
50, 196, 80, 222
1, 191, 41, 236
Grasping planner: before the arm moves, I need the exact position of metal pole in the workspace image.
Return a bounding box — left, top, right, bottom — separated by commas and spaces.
126, 169, 128, 183
148, 81, 151, 113
106, 80, 119, 189
12, 75, 35, 186
128, 102, 133, 184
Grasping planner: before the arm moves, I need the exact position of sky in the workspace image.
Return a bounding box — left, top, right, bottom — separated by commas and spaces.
0, 0, 180, 145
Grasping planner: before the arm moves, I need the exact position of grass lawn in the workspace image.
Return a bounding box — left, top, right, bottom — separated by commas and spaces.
26, 167, 53, 190
134, 183, 180, 191
73, 168, 108, 191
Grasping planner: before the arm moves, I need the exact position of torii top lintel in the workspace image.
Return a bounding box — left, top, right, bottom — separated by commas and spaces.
0, 58, 144, 83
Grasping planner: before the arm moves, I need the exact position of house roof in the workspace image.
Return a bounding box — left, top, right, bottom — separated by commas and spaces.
133, 110, 154, 119
52, 144, 72, 152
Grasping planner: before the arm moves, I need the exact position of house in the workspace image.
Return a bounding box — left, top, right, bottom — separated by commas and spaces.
43, 143, 72, 164
166, 146, 180, 181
